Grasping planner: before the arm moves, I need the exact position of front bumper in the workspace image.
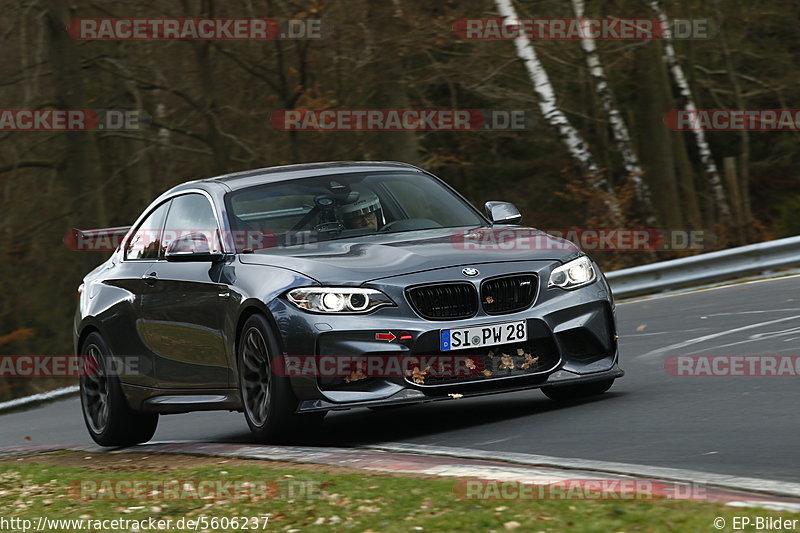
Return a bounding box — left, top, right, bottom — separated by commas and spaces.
296, 362, 624, 412
267, 260, 621, 413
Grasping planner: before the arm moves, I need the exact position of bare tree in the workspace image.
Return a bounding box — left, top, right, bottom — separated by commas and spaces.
713, 0, 752, 234
649, 0, 730, 222
493, 0, 622, 221
571, 0, 654, 223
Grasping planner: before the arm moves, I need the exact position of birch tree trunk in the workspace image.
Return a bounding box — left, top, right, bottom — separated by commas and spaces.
571, 0, 655, 223
493, 0, 621, 222
649, 0, 730, 221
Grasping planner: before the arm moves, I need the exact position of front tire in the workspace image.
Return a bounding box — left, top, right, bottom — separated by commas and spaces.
238, 314, 323, 442
541, 378, 615, 401
79, 332, 158, 446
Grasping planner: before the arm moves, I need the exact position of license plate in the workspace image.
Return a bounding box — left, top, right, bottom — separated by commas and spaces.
440, 320, 527, 351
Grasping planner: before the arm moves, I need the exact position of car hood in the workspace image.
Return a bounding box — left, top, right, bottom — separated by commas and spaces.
238, 226, 580, 283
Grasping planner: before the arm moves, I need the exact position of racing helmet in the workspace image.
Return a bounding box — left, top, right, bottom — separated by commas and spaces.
340, 191, 383, 227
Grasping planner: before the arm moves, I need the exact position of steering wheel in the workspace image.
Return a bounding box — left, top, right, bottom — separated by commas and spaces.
379, 218, 442, 232
378, 220, 402, 232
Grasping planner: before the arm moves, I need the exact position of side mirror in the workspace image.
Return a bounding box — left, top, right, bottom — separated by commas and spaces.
485, 201, 522, 225
165, 232, 224, 262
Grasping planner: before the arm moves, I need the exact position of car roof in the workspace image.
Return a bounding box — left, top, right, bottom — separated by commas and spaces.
187, 161, 426, 192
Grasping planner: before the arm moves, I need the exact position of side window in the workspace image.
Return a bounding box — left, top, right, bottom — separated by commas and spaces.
161, 193, 220, 254
125, 202, 169, 260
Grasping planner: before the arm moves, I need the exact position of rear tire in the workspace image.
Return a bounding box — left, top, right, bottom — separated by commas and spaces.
238, 314, 324, 442
79, 332, 158, 446
541, 378, 615, 401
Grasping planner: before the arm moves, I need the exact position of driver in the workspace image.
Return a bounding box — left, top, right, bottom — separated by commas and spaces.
340, 191, 382, 230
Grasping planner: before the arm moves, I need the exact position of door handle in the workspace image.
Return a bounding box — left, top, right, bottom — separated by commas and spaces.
142, 272, 158, 286
218, 291, 230, 299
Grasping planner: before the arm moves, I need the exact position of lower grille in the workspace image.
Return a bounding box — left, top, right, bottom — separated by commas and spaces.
407, 283, 478, 320
481, 274, 537, 314
404, 339, 559, 386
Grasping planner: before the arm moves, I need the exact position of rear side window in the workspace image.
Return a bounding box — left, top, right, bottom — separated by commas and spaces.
161, 193, 220, 254
125, 202, 169, 260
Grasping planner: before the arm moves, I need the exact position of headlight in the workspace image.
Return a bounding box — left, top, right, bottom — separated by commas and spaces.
287, 287, 394, 313
548, 256, 597, 290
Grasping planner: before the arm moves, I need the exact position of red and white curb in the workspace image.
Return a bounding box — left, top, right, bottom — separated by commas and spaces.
367, 442, 800, 499
2, 442, 799, 511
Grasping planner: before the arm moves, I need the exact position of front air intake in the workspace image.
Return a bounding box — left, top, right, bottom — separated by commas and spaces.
406, 283, 478, 320
480, 274, 537, 314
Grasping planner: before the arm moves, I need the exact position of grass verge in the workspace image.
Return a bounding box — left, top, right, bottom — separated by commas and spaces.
0, 451, 796, 532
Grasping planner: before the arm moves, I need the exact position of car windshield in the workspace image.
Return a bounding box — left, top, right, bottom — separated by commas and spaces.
225, 171, 486, 250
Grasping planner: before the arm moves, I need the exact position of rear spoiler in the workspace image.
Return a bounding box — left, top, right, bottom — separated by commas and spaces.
63, 226, 132, 251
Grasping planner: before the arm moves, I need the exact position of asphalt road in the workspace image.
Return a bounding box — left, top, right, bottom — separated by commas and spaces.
2, 276, 799, 481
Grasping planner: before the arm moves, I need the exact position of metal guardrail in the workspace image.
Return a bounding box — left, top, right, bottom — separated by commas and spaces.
605, 235, 800, 298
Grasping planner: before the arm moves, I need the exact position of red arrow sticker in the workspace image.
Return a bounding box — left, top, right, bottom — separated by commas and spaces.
375, 332, 396, 342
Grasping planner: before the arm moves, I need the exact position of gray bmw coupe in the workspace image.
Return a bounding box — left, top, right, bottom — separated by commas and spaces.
75, 161, 623, 446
